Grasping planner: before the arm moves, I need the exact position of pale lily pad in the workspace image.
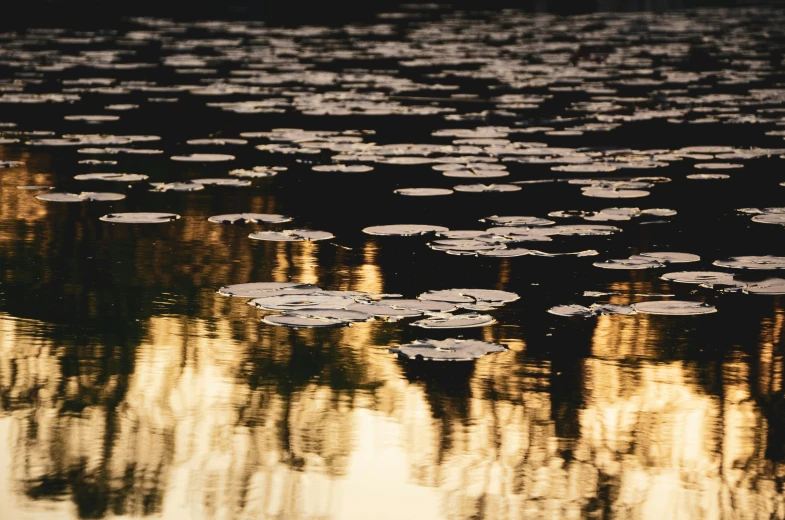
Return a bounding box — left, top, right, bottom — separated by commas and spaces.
378, 299, 457, 313
363, 224, 449, 236
99, 212, 180, 224
312, 164, 374, 172
411, 313, 496, 329
548, 304, 593, 317
74, 173, 149, 182
394, 188, 453, 196
661, 271, 736, 285
418, 288, 519, 306
453, 184, 521, 193
170, 153, 235, 162
208, 213, 292, 224
192, 178, 252, 187
479, 248, 532, 257
442, 169, 509, 178
36, 191, 125, 202
745, 279, 785, 295
229, 167, 284, 178
482, 216, 555, 227
686, 173, 730, 180
593, 256, 665, 269
218, 282, 318, 297
389, 338, 506, 361
346, 302, 423, 318
187, 138, 247, 146
693, 163, 743, 169
249, 293, 355, 311
713, 256, 785, 270
262, 314, 349, 328
428, 239, 500, 253
639, 252, 700, 263
630, 300, 717, 315
150, 182, 205, 192
752, 214, 785, 225
582, 188, 650, 198
249, 229, 334, 242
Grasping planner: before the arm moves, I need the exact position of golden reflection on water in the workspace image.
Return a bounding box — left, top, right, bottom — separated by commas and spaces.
1, 196, 785, 519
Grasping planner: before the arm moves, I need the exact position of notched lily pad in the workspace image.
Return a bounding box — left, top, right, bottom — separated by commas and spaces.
36, 191, 125, 202
394, 188, 453, 196
99, 212, 180, 224
389, 338, 506, 361
410, 313, 497, 329
630, 300, 717, 315
218, 282, 318, 297
249, 293, 355, 311
248, 229, 334, 242
209, 213, 292, 224
74, 173, 148, 182
363, 224, 448, 236
170, 153, 235, 162
713, 256, 785, 270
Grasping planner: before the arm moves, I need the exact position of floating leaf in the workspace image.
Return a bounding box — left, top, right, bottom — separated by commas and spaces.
639, 252, 700, 263
36, 191, 125, 202
249, 293, 356, 311
713, 256, 785, 270
389, 338, 505, 361
394, 188, 453, 196
150, 182, 205, 192
661, 271, 736, 285
482, 216, 555, 227
170, 153, 235, 162
593, 256, 665, 269
74, 173, 149, 182
99, 212, 180, 224
363, 224, 449, 236
218, 282, 318, 297
312, 164, 374, 172
411, 313, 496, 329
192, 178, 252, 187
208, 213, 292, 224
630, 300, 717, 315
453, 184, 521, 193
745, 279, 785, 295
249, 229, 334, 242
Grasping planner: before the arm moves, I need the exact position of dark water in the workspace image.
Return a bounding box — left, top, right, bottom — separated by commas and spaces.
2, 4, 785, 519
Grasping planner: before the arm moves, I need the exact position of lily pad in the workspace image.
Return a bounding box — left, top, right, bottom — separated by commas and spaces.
630, 300, 717, 315
713, 256, 785, 270
453, 184, 521, 193
150, 182, 205, 192
410, 313, 497, 329
36, 192, 125, 202
482, 216, 555, 227
363, 224, 449, 236
661, 271, 736, 285
745, 279, 785, 295
74, 173, 149, 182
208, 213, 292, 224
593, 256, 665, 269
394, 188, 453, 196
249, 293, 356, 311
389, 338, 506, 361
170, 153, 235, 162
639, 252, 700, 263
218, 282, 318, 297
312, 164, 374, 172
192, 178, 252, 187
99, 212, 181, 224
248, 229, 334, 242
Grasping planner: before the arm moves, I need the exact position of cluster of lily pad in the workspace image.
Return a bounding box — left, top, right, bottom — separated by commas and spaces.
363, 219, 617, 257
217, 282, 518, 335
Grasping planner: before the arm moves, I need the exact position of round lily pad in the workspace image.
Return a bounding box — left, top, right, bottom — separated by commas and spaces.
248, 229, 334, 242
410, 313, 497, 329
249, 293, 355, 311
170, 153, 235, 162
192, 178, 252, 187
74, 173, 149, 182
363, 224, 449, 236
639, 252, 700, 263
630, 300, 717, 315
593, 256, 665, 269
208, 213, 292, 224
218, 282, 318, 297
713, 256, 785, 270
394, 188, 453, 196
661, 271, 736, 285
36, 191, 125, 202
745, 279, 785, 295
389, 338, 506, 361
99, 212, 181, 224
453, 184, 521, 193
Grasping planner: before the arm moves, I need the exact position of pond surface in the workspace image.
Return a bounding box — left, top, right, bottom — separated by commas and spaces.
2, 4, 785, 519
